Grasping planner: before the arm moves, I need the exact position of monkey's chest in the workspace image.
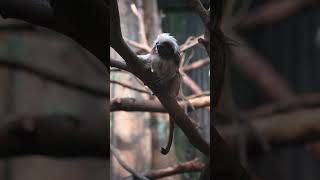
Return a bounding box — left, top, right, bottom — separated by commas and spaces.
151, 60, 167, 76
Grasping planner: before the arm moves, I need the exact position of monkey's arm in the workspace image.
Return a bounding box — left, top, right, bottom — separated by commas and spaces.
137, 54, 151, 62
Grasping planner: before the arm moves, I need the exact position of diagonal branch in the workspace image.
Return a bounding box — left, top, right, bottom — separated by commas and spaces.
125, 37, 151, 52
190, 0, 210, 29
229, 33, 295, 100
0, 58, 108, 98
110, 144, 148, 180
181, 72, 204, 95
110, 58, 129, 71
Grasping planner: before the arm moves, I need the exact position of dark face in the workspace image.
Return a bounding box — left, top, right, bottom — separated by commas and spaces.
156, 41, 175, 59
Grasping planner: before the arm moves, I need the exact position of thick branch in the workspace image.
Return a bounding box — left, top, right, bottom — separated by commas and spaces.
212, 0, 252, 179
247, 93, 320, 118
0, 114, 107, 158
219, 107, 320, 148
110, 58, 129, 71
111, 96, 210, 112
213, 127, 253, 180
233, 0, 320, 31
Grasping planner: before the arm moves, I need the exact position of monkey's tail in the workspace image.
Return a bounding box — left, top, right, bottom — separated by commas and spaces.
161, 116, 174, 155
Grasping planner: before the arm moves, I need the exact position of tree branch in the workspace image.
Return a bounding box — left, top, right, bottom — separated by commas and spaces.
180, 35, 203, 52
110, 58, 129, 71
110, 80, 151, 95
0, 114, 107, 158
213, 126, 253, 180
181, 58, 210, 72
110, 144, 148, 180
190, 0, 210, 29
181, 72, 204, 95
212, 0, 252, 179
111, 96, 210, 112
219, 107, 320, 149
0, 58, 108, 98
144, 159, 204, 179
228, 33, 295, 101
247, 93, 320, 118
232, 0, 320, 31
130, 2, 149, 47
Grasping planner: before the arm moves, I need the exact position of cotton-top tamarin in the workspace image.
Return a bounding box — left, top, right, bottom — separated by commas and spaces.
138, 33, 181, 155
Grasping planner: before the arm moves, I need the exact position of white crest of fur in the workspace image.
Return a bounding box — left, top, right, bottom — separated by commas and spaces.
152, 33, 179, 54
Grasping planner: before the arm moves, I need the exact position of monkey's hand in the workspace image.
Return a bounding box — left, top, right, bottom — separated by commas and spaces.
152, 70, 179, 95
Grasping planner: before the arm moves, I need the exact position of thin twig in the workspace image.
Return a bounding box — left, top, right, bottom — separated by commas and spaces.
110, 144, 149, 180
131, 2, 149, 46
110, 80, 151, 94
181, 71, 204, 95
187, 91, 210, 99
180, 35, 204, 52
125, 37, 151, 52
180, 58, 210, 72
143, 159, 204, 179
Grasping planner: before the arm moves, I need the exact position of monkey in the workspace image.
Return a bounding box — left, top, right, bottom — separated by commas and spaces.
138, 33, 181, 155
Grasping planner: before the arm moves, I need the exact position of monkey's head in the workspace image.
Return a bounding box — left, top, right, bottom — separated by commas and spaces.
152, 33, 180, 60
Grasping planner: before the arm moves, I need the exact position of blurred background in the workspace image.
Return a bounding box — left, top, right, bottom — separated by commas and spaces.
215, 0, 320, 180
110, 0, 210, 179
0, 16, 107, 180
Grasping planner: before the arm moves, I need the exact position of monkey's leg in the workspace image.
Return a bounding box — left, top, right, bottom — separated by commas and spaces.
161, 116, 174, 155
